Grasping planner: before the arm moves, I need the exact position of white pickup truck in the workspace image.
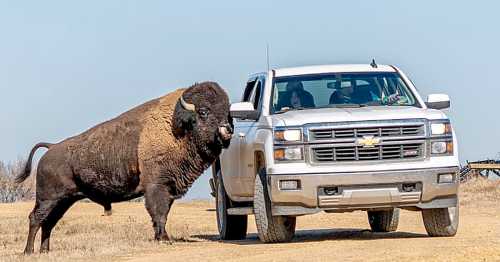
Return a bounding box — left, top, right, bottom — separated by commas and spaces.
210, 64, 459, 243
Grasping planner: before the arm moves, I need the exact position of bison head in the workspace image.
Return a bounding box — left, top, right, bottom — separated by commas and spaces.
173, 82, 233, 158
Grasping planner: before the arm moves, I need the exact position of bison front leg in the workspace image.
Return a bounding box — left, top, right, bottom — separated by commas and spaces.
144, 183, 174, 242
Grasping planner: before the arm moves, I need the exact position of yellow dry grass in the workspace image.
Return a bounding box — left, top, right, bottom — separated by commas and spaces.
460, 177, 500, 206
0, 179, 499, 262
0, 200, 215, 262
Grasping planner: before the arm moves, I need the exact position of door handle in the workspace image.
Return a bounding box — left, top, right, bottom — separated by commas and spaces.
238, 133, 246, 138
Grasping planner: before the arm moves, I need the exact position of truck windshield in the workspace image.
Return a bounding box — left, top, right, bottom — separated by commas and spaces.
271, 72, 419, 114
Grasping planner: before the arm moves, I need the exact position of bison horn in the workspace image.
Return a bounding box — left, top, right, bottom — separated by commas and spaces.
179, 95, 195, 112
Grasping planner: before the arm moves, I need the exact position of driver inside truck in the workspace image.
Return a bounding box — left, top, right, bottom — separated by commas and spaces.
329, 80, 368, 105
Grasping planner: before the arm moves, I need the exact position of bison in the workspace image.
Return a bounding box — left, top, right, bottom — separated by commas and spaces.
15, 82, 233, 254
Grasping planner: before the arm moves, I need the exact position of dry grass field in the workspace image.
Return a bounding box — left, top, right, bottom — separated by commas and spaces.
1, 178, 499, 262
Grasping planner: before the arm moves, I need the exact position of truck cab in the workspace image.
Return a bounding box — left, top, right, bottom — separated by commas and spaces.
212, 64, 459, 242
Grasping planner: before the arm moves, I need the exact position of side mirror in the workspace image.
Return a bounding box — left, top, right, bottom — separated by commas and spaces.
230, 102, 259, 120
426, 94, 450, 110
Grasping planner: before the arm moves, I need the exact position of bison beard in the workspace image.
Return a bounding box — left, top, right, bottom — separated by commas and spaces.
15, 82, 233, 254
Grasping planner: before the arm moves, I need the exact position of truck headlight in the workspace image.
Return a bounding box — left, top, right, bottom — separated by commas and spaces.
274, 129, 302, 142
431, 141, 453, 155
430, 122, 452, 136
274, 147, 303, 161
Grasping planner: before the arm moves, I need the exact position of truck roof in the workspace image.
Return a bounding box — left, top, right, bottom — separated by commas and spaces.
272, 64, 397, 77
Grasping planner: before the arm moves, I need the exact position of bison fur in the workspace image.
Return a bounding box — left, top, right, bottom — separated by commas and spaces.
16, 81, 233, 254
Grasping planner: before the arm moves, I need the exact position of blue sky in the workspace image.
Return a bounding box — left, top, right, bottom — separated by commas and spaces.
1, 1, 499, 199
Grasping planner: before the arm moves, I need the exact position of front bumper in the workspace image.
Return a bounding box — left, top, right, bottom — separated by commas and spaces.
268, 167, 459, 215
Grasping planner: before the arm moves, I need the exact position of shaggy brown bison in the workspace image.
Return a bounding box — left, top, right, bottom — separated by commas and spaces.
15, 82, 233, 254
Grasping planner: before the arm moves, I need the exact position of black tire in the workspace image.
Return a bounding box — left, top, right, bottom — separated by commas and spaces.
253, 169, 296, 243
367, 208, 400, 232
422, 200, 459, 237
216, 171, 248, 240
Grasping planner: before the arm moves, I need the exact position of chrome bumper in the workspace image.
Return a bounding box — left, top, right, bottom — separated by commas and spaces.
268, 167, 459, 215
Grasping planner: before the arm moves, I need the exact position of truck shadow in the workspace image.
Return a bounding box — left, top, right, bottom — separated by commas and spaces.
192, 228, 427, 245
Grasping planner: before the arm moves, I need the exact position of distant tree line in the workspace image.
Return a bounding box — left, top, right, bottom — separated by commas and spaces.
0, 158, 35, 203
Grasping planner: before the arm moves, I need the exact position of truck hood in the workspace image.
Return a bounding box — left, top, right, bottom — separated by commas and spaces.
270, 106, 447, 126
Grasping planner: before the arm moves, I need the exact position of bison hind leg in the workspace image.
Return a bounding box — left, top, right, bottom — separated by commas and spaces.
39, 197, 80, 253
23, 202, 42, 255
23, 197, 79, 254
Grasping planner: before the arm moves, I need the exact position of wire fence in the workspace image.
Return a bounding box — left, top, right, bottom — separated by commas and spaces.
459, 160, 500, 183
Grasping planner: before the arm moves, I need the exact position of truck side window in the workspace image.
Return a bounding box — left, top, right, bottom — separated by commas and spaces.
251, 81, 262, 110
242, 80, 257, 102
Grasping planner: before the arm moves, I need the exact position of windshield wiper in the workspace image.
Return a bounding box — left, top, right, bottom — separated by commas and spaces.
317, 103, 367, 109
274, 107, 307, 114
334, 104, 362, 108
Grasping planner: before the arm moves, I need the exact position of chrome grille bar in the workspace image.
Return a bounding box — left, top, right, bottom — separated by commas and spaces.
310, 124, 425, 141
312, 142, 424, 162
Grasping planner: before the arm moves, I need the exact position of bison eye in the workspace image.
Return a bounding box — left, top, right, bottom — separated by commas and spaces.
198, 108, 209, 119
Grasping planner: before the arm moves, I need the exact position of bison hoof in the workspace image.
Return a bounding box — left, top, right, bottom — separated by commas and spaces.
155, 233, 171, 244
103, 210, 112, 216
160, 239, 173, 245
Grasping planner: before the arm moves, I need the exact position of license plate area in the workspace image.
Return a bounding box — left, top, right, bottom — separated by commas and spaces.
318, 183, 422, 207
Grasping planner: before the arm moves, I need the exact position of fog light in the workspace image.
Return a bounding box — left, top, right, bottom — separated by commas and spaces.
279, 180, 300, 190
438, 173, 454, 183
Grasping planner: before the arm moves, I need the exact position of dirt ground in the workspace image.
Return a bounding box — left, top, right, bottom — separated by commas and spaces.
1, 179, 499, 262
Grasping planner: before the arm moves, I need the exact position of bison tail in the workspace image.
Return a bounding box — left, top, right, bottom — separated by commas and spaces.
15, 142, 53, 184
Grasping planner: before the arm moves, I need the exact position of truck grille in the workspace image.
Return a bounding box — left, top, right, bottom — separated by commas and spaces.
311, 125, 424, 140
312, 143, 424, 162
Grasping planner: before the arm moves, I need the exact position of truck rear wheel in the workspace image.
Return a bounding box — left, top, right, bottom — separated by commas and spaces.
216, 172, 248, 240
422, 200, 459, 237
367, 208, 399, 232
254, 169, 296, 243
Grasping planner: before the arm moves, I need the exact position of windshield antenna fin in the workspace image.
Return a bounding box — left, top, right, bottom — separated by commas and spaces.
370, 58, 378, 68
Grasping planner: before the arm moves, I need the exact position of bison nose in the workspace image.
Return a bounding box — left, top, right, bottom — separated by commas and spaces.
224, 123, 233, 134
218, 125, 233, 141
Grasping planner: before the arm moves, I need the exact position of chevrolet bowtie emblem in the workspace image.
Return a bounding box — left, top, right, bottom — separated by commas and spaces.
357, 135, 381, 148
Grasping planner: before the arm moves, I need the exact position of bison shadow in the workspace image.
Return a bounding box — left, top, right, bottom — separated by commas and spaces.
192, 228, 427, 245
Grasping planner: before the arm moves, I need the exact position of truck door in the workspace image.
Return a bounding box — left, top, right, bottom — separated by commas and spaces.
220, 78, 258, 198
238, 77, 265, 197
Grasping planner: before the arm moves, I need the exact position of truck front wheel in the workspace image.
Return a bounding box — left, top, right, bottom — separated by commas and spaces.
216, 171, 248, 240
367, 208, 399, 232
422, 200, 459, 237
253, 169, 296, 243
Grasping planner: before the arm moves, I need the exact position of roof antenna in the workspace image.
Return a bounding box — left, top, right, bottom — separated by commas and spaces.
266, 43, 270, 71
370, 58, 378, 68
